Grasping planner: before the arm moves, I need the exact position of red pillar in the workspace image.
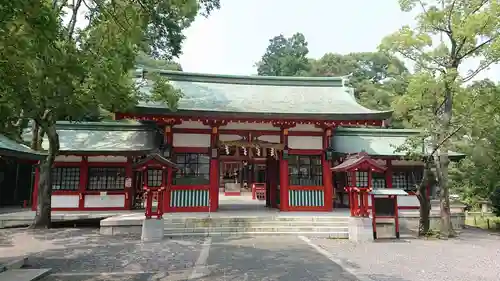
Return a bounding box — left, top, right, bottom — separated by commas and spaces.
32, 165, 40, 210
322, 128, 333, 211
385, 159, 393, 188
279, 128, 289, 211
78, 157, 88, 210
270, 159, 277, 208
209, 126, 219, 211
164, 167, 173, 212
124, 157, 133, 209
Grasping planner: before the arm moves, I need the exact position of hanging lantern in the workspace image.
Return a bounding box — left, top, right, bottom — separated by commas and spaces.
256, 146, 261, 156
270, 148, 275, 157
225, 145, 230, 155
243, 146, 247, 156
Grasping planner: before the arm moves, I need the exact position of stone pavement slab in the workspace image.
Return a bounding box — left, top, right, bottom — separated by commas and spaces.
201, 236, 359, 281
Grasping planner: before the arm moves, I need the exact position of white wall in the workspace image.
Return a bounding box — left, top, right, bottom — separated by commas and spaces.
219, 134, 242, 141
87, 156, 127, 163
258, 135, 280, 143
51, 195, 79, 208
288, 136, 323, 150
55, 155, 82, 162
175, 121, 210, 129
173, 133, 210, 147
289, 124, 322, 132
221, 122, 280, 131
84, 194, 125, 208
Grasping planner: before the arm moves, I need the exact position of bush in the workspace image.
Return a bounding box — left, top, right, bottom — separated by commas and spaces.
490, 187, 500, 216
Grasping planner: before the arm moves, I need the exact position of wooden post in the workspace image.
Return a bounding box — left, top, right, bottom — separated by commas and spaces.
165, 167, 173, 212
385, 159, 393, 188
279, 128, 289, 211
371, 193, 377, 239
124, 157, 133, 209
209, 126, 220, 211
350, 172, 357, 216
394, 195, 400, 238
322, 128, 333, 211
78, 157, 89, 210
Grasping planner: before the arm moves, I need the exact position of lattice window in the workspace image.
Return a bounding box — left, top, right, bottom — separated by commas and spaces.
392, 169, 423, 192
173, 153, 210, 185
355, 171, 368, 187
288, 155, 323, 186
147, 169, 163, 187
371, 173, 386, 189
52, 167, 80, 191
392, 172, 408, 190
87, 167, 126, 190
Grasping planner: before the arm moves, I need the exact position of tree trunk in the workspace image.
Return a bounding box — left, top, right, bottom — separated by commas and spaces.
433, 153, 454, 238
417, 161, 432, 235
433, 75, 456, 238
30, 122, 39, 150
30, 122, 59, 229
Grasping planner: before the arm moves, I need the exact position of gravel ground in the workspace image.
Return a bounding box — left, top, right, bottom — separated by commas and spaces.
1, 228, 359, 281
0, 228, 204, 280
311, 228, 500, 281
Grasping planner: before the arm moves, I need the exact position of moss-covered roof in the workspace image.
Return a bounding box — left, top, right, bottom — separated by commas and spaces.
0, 134, 46, 160
132, 69, 393, 120
332, 127, 465, 159
22, 121, 158, 155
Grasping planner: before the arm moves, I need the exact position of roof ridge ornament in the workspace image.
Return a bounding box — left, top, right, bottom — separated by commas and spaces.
341, 73, 353, 87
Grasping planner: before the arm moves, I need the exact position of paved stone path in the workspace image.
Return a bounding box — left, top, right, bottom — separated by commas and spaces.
3, 227, 499, 281
1, 228, 358, 281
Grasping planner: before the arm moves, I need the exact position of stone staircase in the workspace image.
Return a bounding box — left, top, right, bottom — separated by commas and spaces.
0, 257, 51, 281
162, 216, 349, 238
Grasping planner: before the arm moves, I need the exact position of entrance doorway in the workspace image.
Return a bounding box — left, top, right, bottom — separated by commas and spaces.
218, 157, 280, 212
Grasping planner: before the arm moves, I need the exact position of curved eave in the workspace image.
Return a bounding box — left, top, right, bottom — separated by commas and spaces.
130, 107, 393, 121
57, 149, 153, 156
0, 148, 46, 161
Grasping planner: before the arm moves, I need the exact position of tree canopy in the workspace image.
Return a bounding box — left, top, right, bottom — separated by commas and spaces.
0, 0, 220, 227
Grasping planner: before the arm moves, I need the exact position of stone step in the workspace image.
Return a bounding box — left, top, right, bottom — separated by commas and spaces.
163, 217, 348, 224
162, 231, 349, 238
165, 221, 349, 227
164, 226, 348, 233
0, 269, 52, 281
0, 256, 28, 273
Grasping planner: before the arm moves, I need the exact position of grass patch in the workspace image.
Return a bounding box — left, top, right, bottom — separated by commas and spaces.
466, 214, 500, 231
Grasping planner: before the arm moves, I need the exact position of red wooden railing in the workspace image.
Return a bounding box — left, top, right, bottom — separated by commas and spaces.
252, 183, 266, 201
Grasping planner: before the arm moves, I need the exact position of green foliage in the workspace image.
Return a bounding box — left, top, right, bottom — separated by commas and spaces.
136, 52, 182, 71
256, 33, 311, 76
255, 34, 409, 127
0, 0, 220, 227
380, 0, 500, 236
491, 188, 500, 216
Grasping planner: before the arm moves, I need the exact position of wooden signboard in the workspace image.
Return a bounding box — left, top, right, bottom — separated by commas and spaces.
373, 197, 396, 217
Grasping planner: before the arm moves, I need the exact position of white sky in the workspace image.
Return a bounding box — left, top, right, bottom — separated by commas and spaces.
178, 0, 500, 81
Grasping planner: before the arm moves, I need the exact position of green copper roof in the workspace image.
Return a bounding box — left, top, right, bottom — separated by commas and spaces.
332, 127, 465, 159
22, 121, 157, 155
0, 134, 46, 160
134, 70, 393, 120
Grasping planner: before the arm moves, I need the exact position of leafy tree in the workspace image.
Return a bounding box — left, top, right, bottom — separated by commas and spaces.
136, 52, 183, 71
255, 33, 311, 76
450, 80, 500, 207
310, 52, 409, 126
380, 0, 500, 237
0, 0, 219, 228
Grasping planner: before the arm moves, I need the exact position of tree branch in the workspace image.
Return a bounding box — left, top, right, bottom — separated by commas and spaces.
463, 60, 496, 82
67, 0, 83, 39
430, 124, 463, 156
458, 35, 498, 60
